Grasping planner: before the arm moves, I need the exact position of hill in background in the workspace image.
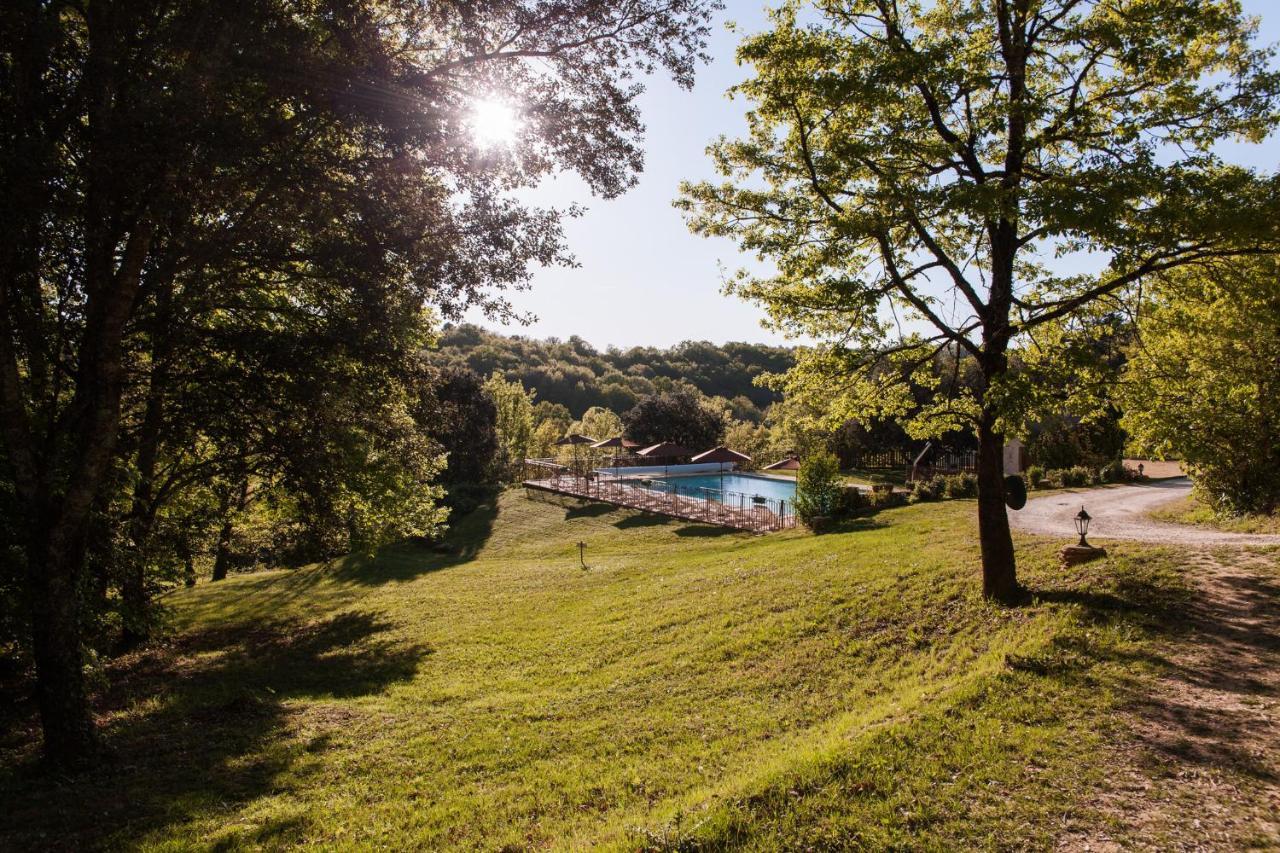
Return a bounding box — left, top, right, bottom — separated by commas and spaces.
431, 324, 795, 422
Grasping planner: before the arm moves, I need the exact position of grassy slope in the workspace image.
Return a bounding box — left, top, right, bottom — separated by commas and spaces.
2, 491, 1192, 850
1150, 495, 1280, 535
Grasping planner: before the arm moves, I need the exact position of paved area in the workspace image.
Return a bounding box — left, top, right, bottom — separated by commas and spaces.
1010, 478, 1280, 546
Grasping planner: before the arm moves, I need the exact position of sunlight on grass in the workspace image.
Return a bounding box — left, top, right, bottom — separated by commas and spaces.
4, 490, 1196, 849
1150, 495, 1280, 535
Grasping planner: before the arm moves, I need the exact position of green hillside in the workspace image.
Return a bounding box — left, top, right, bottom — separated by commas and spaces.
4, 492, 1188, 849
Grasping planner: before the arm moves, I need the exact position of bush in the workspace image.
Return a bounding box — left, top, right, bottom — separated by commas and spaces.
904, 471, 993, 503
1099, 459, 1126, 483
910, 472, 978, 501
795, 451, 843, 526
875, 489, 908, 509
911, 478, 942, 502
1025, 465, 1045, 489
1051, 466, 1092, 488
837, 485, 868, 516
943, 472, 978, 499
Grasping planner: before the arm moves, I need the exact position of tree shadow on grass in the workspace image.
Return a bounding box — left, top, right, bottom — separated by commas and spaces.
614, 513, 674, 530
674, 524, 744, 538
0, 610, 429, 849
564, 502, 616, 520
1020, 553, 1280, 784
331, 499, 500, 586
824, 516, 890, 534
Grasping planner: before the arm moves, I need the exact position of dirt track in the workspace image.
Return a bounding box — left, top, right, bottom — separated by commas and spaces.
1010, 478, 1280, 547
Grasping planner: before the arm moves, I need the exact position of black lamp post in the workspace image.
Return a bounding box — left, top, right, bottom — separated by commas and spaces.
1074, 506, 1092, 547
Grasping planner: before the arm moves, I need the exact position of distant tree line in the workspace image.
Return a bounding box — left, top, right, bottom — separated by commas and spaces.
431, 324, 794, 422
432, 324, 1135, 482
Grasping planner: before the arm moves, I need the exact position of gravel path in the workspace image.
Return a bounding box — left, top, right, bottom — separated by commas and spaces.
1010, 478, 1280, 546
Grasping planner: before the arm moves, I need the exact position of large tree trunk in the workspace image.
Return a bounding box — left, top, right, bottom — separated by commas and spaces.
26, 520, 97, 770
117, 547, 150, 650
210, 478, 248, 582
7, 219, 153, 766
976, 412, 1018, 602
210, 516, 235, 582
118, 274, 174, 649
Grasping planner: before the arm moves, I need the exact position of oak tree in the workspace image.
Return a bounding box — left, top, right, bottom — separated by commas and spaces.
681, 0, 1280, 600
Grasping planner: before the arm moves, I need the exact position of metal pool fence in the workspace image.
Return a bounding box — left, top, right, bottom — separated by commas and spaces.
521, 464, 796, 533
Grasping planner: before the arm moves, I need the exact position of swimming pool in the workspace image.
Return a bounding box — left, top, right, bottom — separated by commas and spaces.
650, 472, 796, 505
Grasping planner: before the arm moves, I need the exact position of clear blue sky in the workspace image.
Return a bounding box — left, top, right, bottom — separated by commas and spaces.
469, 2, 1280, 350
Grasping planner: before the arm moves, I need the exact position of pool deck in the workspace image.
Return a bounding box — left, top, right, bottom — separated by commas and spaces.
523, 473, 796, 533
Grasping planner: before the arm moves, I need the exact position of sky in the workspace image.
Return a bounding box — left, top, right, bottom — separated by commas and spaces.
467, 1, 1280, 351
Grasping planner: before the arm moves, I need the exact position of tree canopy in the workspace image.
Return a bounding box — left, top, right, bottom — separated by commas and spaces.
681, 0, 1280, 599
623, 389, 725, 450
433, 323, 793, 420
1121, 257, 1280, 515
1, 0, 719, 768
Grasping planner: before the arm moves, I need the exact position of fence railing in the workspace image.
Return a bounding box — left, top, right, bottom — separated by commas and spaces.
847, 448, 917, 469
907, 450, 978, 481
522, 467, 795, 533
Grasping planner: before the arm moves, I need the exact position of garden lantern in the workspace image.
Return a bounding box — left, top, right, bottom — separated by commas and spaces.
1074, 506, 1092, 547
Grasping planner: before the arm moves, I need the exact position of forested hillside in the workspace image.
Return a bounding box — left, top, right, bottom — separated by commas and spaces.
432, 324, 794, 422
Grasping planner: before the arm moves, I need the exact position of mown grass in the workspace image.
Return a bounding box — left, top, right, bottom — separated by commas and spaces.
758, 466, 905, 487
1150, 494, 1280, 535
2, 489, 1194, 849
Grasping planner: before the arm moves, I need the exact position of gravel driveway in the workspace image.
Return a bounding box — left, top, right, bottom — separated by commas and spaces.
1010, 477, 1280, 546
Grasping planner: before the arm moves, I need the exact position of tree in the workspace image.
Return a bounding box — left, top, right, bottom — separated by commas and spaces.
530, 401, 573, 459
574, 406, 624, 441
432, 323, 794, 419
623, 390, 725, 450
794, 450, 842, 525
2, 0, 719, 768
680, 0, 1280, 600
1121, 257, 1280, 515
484, 373, 536, 482
421, 367, 500, 504
723, 419, 772, 470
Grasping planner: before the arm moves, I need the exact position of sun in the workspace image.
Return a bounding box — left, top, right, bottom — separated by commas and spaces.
469, 98, 521, 148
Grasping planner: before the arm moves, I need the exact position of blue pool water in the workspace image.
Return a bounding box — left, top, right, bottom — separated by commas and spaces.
651, 473, 796, 505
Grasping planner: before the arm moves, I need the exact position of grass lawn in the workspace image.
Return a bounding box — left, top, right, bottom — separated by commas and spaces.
761, 466, 905, 488
2, 490, 1202, 849
1150, 495, 1280, 535
841, 467, 909, 487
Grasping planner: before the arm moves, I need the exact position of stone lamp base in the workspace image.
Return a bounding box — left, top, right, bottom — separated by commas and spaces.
1059, 544, 1107, 567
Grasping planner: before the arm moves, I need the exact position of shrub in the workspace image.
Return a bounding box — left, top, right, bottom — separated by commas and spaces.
1025, 465, 1045, 489
1042, 467, 1072, 488
837, 485, 868, 516
943, 472, 978, 499
1099, 459, 1126, 483
795, 451, 843, 526
871, 488, 907, 509
1049, 466, 1090, 484
911, 478, 941, 502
